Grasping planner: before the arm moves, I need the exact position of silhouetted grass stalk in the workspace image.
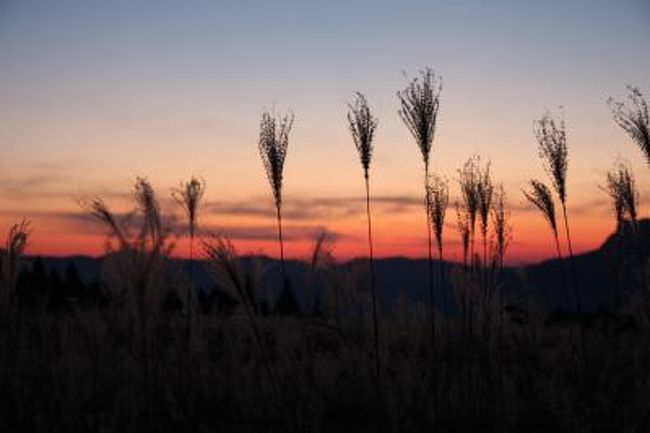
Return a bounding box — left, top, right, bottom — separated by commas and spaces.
0, 220, 29, 385
491, 184, 510, 275
347, 92, 381, 393
455, 201, 471, 269
490, 184, 511, 353
0, 220, 29, 314
203, 235, 281, 399
459, 156, 480, 274
603, 161, 644, 290
427, 175, 449, 312
536, 113, 581, 312
398, 67, 442, 349
523, 180, 564, 281
604, 161, 639, 234
608, 86, 650, 166
172, 177, 205, 322
476, 157, 494, 290
258, 111, 293, 286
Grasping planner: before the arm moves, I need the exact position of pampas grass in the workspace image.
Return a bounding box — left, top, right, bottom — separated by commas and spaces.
347, 92, 381, 390
427, 175, 449, 261
397, 68, 442, 169
427, 175, 449, 311
535, 112, 571, 255
134, 177, 163, 248
458, 155, 480, 268
172, 177, 205, 255
0, 220, 29, 312
604, 161, 639, 234
490, 184, 511, 272
602, 160, 643, 303
348, 93, 377, 177
535, 112, 580, 311
85, 178, 173, 314
172, 177, 205, 316
535, 113, 571, 250
258, 110, 294, 284
202, 234, 280, 397
476, 157, 494, 274
536, 113, 568, 206
203, 235, 264, 318
398, 67, 442, 347
608, 86, 650, 165
523, 180, 561, 260
455, 201, 471, 268
86, 197, 128, 248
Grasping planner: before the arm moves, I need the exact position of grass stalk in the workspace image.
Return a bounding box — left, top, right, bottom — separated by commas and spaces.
348, 91, 382, 406
258, 110, 293, 286
398, 67, 442, 351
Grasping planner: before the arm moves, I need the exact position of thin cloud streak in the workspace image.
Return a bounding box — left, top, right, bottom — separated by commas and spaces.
205, 194, 424, 220
0, 209, 347, 243
197, 224, 348, 242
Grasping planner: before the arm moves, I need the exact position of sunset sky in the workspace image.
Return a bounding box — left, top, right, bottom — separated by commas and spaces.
1, 0, 649, 264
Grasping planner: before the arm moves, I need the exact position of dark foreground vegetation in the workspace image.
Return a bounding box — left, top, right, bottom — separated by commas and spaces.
1, 74, 649, 432
2, 252, 650, 433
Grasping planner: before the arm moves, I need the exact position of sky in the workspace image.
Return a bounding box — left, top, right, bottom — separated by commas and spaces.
0, 0, 649, 265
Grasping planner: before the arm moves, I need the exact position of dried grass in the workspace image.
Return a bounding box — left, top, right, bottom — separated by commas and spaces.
608, 86, 650, 165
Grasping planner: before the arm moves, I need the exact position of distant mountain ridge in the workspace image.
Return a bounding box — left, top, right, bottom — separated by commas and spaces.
20, 219, 650, 312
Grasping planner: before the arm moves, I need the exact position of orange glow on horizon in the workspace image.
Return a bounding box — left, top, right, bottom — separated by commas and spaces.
10, 206, 619, 266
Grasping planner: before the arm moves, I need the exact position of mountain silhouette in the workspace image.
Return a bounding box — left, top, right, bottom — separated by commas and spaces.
18, 219, 650, 312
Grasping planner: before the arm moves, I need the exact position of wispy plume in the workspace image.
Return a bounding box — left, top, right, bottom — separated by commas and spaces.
455, 201, 471, 268
0, 220, 30, 310
258, 110, 294, 283
603, 160, 639, 233
348, 92, 377, 178
523, 180, 559, 249
427, 175, 449, 311
134, 177, 162, 247
397, 67, 442, 168
347, 91, 381, 392
259, 111, 293, 210
608, 86, 650, 165
427, 175, 449, 257
536, 112, 569, 204
476, 157, 493, 270
85, 197, 128, 247
398, 67, 443, 349
535, 110, 579, 311
172, 177, 205, 242
491, 184, 511, 270
458, 155, 480, 264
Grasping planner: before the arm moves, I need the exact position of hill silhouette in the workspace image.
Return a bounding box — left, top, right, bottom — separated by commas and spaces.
19, 219, 650, 312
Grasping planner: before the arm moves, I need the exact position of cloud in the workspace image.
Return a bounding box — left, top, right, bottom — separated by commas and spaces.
0, 208, 347, 244
206, 192, 619, 223
0, 209, 106, 235
0, 172, 130, 202
198, 223, 348, 242
204, 194, 424, 220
